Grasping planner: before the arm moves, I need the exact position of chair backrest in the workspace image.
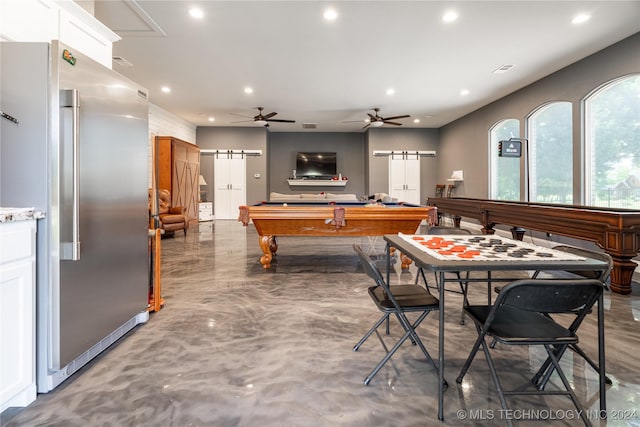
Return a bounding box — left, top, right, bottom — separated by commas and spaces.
435, 184, 445, 198
427, 225, 472, 235
353, 244, 386, 289
445, 184, 455, 198
494, 279, 604, 316
158, 189, 172, 214
551, 245, 613, 283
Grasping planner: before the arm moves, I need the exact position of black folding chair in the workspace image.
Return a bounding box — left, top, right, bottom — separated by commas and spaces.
456, 279, 605, 427
493, 245, 613, 385
352, 244, 445, 386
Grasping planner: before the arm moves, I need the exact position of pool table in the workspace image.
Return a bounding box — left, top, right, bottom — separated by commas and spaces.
238, 201, 437, 268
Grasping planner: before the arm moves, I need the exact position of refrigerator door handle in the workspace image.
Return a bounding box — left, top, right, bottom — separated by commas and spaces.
60, 89, 81, 261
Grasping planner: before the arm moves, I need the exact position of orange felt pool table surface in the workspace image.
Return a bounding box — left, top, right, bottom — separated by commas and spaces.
239, 201, 437, 268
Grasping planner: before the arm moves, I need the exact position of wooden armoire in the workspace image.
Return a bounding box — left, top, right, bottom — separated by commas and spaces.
155, 136, 200, 224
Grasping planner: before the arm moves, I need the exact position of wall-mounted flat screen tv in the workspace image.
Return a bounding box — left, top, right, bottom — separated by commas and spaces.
295, 152, 337, 178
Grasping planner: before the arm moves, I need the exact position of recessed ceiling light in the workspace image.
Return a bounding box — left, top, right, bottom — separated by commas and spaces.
386, 88, 395, 96
244, 87, 253, 94
460, 89, 470, 96
189, 8, 204, 19
208, 117, 215, 122
323, 9, 338, 21
442, 11, 458, 22
493, 64, 516, 74
572, 13, 591, 24
161, 86, 171, 93
413, 119, 420, 124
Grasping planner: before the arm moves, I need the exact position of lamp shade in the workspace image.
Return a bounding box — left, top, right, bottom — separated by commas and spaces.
199, 175, 207, 186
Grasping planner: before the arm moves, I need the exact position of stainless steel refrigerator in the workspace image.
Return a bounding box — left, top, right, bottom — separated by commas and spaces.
0, 41, 150, 392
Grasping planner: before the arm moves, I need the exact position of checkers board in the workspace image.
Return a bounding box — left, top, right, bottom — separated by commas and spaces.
398, 233, 586, 262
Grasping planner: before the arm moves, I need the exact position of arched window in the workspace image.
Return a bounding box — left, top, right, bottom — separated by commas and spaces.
584, 74, 640, 208
527, 102, 572, 203
489, 119, 520, 200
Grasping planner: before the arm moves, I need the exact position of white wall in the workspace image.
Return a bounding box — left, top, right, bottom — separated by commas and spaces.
148, 103, 197, 187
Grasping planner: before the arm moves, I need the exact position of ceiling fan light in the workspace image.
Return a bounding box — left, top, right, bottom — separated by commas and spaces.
255, 119, 267, 126
371, 121, 384, 127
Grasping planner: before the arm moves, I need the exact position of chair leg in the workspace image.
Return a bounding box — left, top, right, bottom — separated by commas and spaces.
395, 311, 440, 373
354, 314, 389, 351
533, 342, 612, 389
569, 343, 612, 385
363, 310, 444, 386
542, 345, 593, 427
456, 326, 486, 383
481, 336, 513, 427
364, 312, 440, 386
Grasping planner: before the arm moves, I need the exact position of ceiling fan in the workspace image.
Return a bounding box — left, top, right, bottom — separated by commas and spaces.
231, 107, 295, 127
362, 108, 410, 129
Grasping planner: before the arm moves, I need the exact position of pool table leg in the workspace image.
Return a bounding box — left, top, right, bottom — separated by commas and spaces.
258, 235, 278, 268
389, 247, 413, 270
399, 251, 413, 270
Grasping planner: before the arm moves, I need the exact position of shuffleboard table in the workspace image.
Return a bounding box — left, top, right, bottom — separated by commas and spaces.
239, 201, 437, 268
427, 197, 640, 294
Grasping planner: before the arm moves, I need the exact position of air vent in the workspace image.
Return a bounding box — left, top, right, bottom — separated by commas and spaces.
493, 64, 515, 74
112, 56, 133, 67
302, 123, 317, 129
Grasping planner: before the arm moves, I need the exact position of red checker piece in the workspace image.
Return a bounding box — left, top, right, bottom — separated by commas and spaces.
438, 250, 453, 256
450, 245, 467, 253
458, 252, 478, 258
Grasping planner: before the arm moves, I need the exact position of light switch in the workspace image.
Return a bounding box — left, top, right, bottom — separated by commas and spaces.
254, 173, 260, 178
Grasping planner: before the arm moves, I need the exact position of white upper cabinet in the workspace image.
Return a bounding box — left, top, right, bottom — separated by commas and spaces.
0, 0, 119, 68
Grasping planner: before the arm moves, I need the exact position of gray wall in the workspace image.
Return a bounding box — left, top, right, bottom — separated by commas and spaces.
196, 127, 269, 205
194, 34, 639, 209
268, 132, 366, 197
439, 32, 640, 201
367, 128, 440, 203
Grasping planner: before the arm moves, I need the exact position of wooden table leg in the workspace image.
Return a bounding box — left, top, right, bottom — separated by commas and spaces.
153, 228, 163, 311
259, 235, 277, 268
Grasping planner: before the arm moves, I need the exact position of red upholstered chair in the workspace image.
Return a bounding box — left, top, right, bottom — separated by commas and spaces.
149, 189, 189, 236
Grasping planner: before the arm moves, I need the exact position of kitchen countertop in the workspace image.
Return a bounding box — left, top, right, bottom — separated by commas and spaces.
0, 207, 46, 223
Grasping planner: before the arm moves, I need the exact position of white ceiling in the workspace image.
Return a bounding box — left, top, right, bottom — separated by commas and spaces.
94, 0, 640, 132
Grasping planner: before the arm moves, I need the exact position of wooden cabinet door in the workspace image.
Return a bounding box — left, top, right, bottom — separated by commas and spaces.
171, 143, 200, 222
155, 136, 200, 223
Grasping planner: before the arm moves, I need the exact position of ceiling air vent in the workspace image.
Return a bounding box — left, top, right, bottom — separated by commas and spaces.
112, 56, 133, 67
302, 123, 317, 129
493, 64, 515, 74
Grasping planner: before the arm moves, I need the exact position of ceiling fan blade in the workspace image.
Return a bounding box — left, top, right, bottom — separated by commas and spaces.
362, 123, 371, 130
382, 114, 410, 121
367, 113, 377, 120
383, 121, 403, 126
263, 112, 278, 119
266, 119, 295, 123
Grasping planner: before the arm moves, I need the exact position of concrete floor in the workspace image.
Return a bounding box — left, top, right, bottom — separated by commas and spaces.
3, 220, 639, 426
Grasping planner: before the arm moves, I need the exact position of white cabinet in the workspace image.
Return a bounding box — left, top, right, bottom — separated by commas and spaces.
198, 202, 214, 222
389, 156, 421, 205
214, 154, 246, 220
0, 0, 118, 68
0, 219, 37, 412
